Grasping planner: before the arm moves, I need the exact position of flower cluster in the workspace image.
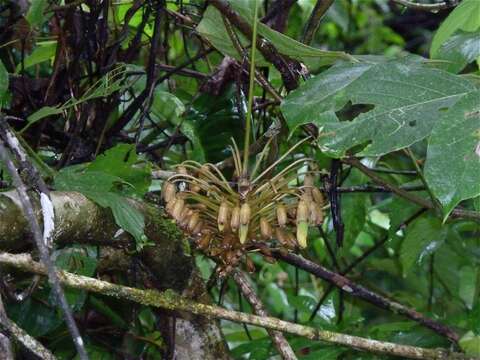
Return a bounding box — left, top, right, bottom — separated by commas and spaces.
162, 140, 325, 268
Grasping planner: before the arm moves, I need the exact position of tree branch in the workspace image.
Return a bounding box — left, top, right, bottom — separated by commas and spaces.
232, 270, 297, 360
344, 157, 480, 222
272, 250, 460, 344
390, 0, 459, 12
302, 0, 335, 45
0, 294, 56, 360
0, 252, 473, 360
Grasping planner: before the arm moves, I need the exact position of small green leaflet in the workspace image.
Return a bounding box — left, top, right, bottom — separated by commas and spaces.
26, 0, 49, 28
281, 57, 476, 157
400, 216, 447, 277
424, 90, 480, 218
430, 0, 480, 58
15, 41, 57, 73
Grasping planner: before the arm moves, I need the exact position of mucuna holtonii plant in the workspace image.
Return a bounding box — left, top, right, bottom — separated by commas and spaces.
162, 138, 327, 270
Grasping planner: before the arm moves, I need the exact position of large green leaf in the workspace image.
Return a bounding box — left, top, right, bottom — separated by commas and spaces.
424, 90, 480, 217
400, 216, 447, 276
196, 3, 353, 71
281, 58, 477, 157
430, 0, 480, 58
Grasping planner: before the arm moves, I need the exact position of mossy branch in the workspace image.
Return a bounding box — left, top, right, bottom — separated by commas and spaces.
0, 252, 474, 360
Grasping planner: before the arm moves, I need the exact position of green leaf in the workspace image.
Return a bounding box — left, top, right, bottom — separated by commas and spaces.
436, 31, 480, 73
400, 216, 447, 276
459, 265, 478, 310
7, 293, 63, 337
459, 331, 480, 357
87, 191, 148, 251
88, 144, 151, 197
15, 41, 57, 73
0, 60, 8, 110
281, 58, 476, 157
430, 0, 480, 58
196, 3, 353, 71
26, 0, 49, 28
26, 105, 63, 125
53, 246, 98, 310
424, 90, 480, 217
55, 167, 122, 193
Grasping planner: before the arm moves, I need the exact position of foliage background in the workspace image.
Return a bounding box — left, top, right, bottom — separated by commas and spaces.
0, 0, 479, 359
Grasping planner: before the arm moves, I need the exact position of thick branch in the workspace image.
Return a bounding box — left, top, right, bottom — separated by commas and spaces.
0, 252, 472, 360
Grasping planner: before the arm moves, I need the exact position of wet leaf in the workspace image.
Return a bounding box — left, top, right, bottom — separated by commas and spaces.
424, 90, 480, 217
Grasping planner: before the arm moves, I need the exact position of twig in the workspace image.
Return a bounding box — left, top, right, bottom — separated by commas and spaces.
0, 252, 473, 360
232, 270, 297, 360
272, 250, 460, 344
302, 0, 335, 45
390, 0, 459, 12
0, 294, 56, 360
0, 123, 88, 360
344, 157, 480, 221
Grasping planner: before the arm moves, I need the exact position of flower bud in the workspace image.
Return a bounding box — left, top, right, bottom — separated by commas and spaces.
165, 198, 176, 216
276, 204, 287, 227
304, 174, 314, 190
312, 187, 324, 206
230, 206, 240, 232
296, 200, 308, 223
162, 181, 176, 203
179, 208, 193, 228
192, 220, 204, 235
217, 201, 230, 232
260, 217, 272, 240
296, 221, 308, 249
187, 212, 200, 232
239, 203, 251, 244
240, 203, 251, 225
172, 198, 185, 221
197, 231, 212, 249
177, 166, 188, 175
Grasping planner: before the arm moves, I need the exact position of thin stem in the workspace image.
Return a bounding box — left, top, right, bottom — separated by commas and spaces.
243, 0, 260, 176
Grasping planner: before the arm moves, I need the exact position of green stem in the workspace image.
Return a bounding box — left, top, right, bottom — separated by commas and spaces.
243, 0, 259, 176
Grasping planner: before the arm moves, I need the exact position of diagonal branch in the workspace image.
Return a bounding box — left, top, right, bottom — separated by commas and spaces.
0, 252, 473, 360
272, 250, 460, 344
232, 270, 297, 360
